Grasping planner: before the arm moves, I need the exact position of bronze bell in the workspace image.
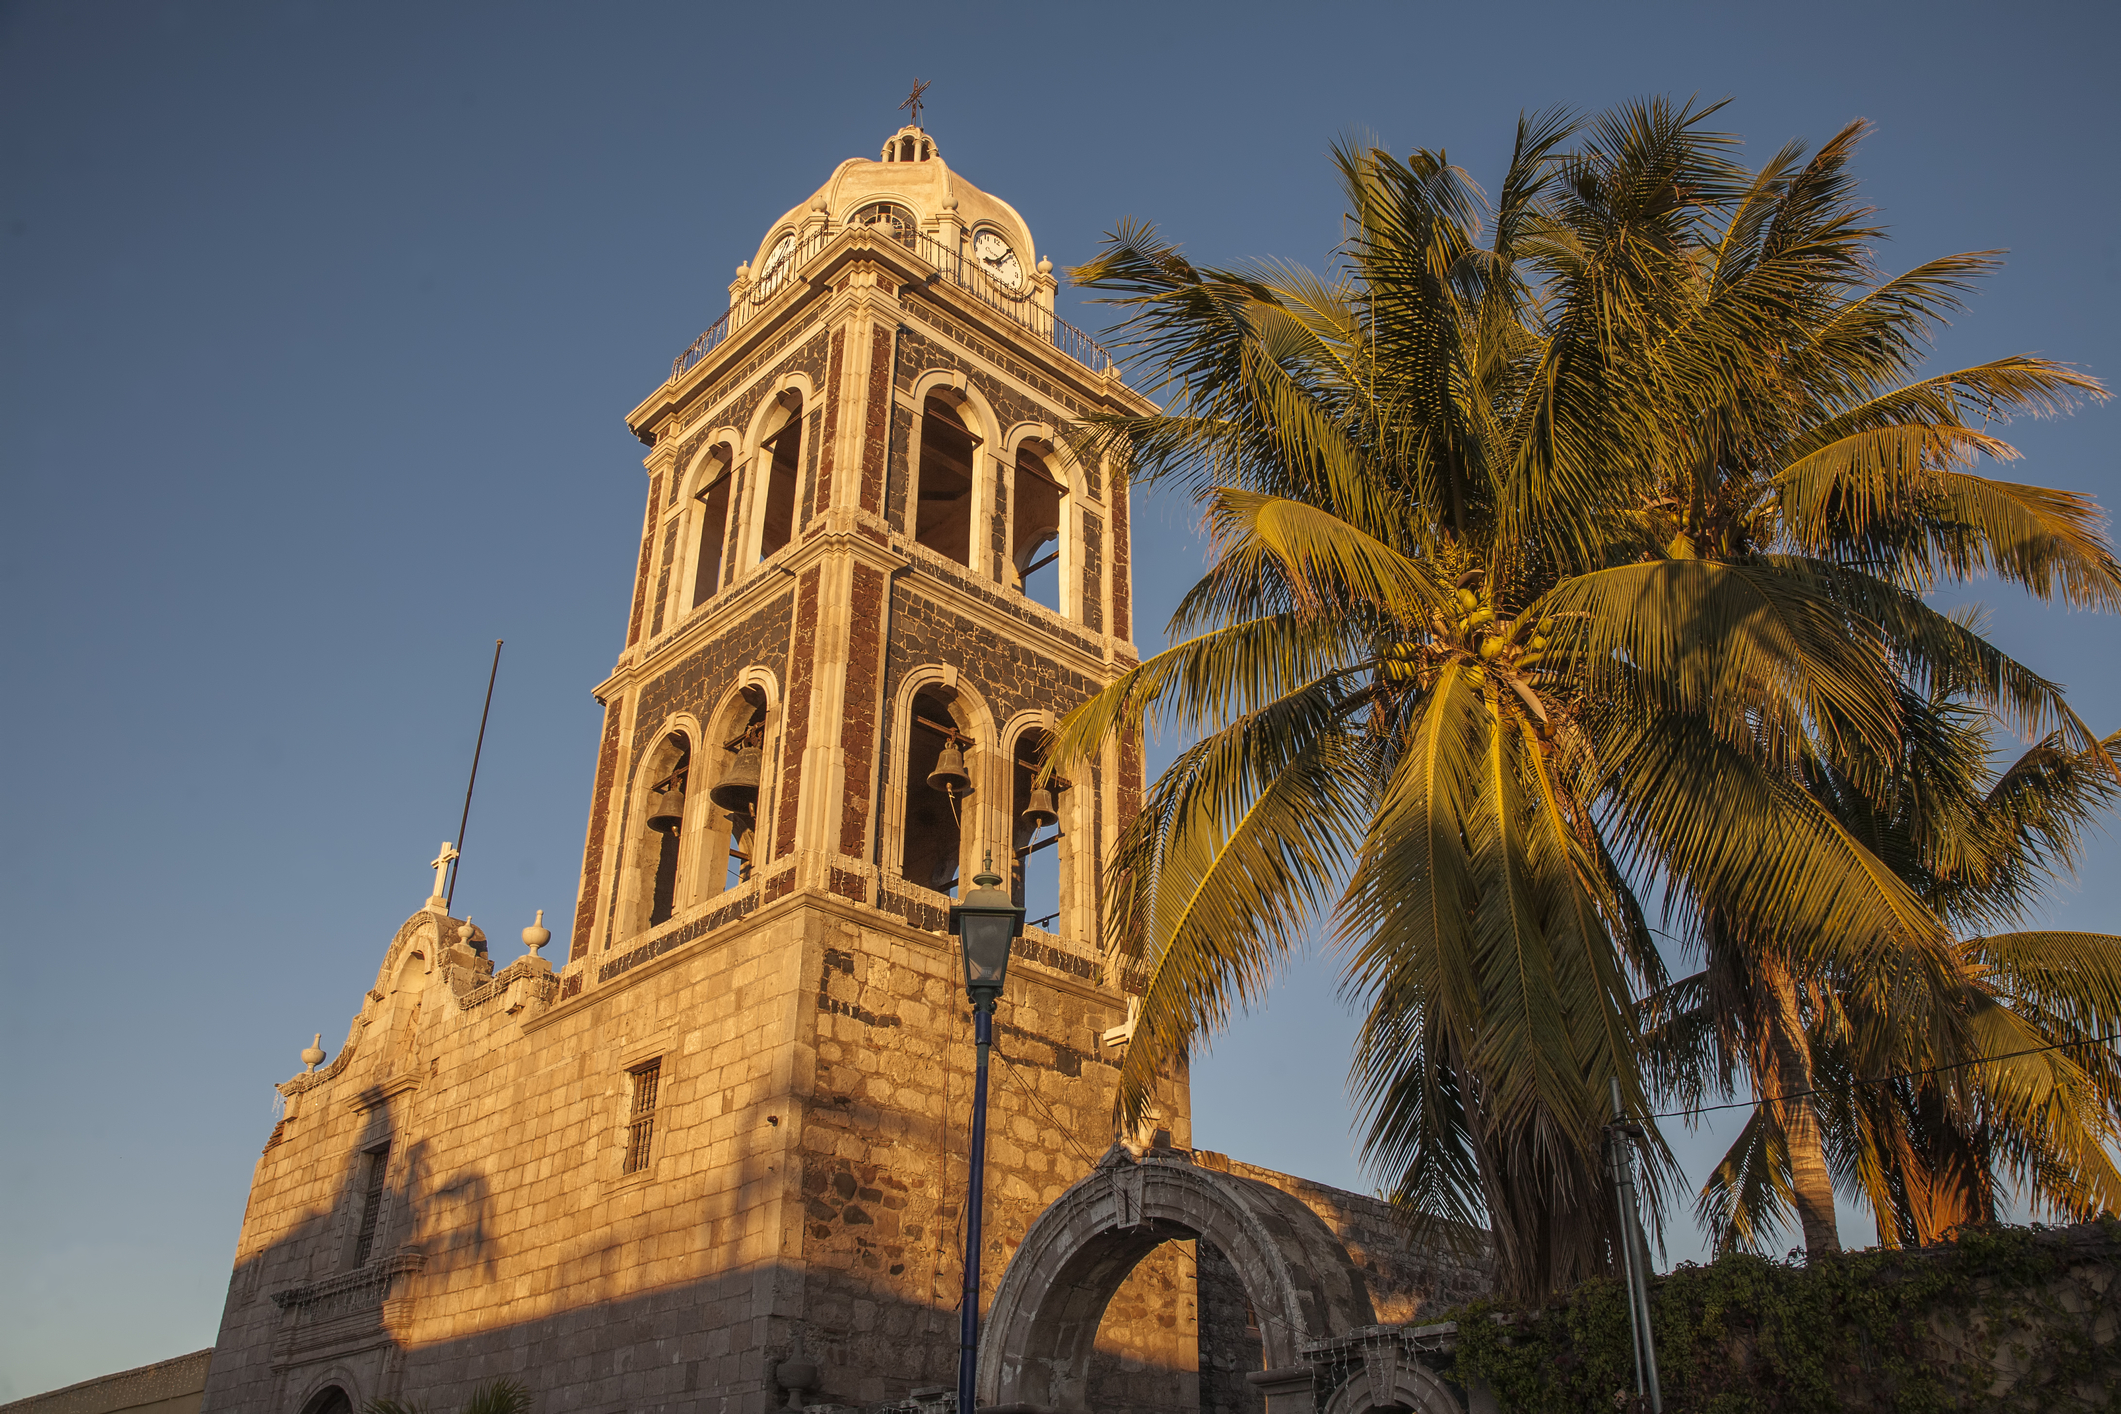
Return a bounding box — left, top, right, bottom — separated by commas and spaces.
646, 785, 685, 833
709, 742, 763, 813
927, 740, 973, 797
1020, 785, 1060, 830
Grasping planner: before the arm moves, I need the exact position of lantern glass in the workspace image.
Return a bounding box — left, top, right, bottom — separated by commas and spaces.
960, 912, 1015, 990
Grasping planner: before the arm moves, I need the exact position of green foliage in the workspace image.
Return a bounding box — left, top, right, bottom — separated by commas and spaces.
364, 1379, 533, 1414
1445, 1221, 2121, 1412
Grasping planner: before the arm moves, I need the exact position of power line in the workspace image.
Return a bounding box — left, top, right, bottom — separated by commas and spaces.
992, 1037, 1108, 1172
1647, 1027, 2121, 1122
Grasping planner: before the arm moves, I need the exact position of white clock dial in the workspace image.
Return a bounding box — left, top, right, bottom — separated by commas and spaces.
973, 230, 1023, 290
758, 233, 798, 293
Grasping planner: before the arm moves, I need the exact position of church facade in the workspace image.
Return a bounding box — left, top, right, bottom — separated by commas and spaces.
197, 126, 1488, 1414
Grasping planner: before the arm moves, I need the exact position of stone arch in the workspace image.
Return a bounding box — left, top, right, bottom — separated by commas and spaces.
291, 1374, 359, 1414
740, 374, 818, 568
1319, 1345, 1468, 1414
977, 1152, 1376, 1413
880, 666, 997, 901
679, 432, 740, 610
694, 674, 781, 894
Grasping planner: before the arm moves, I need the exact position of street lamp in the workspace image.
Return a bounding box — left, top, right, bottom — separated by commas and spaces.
947, 851, 1024, 1414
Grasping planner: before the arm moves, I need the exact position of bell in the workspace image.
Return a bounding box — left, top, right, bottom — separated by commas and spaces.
927, 740, 973, 797
1020, 786, 1060, 830
709, 742, 763, 813
646, 785, 685, 833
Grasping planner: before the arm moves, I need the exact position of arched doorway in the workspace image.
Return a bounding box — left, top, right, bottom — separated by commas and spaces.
977, 1151, 1376, 1413
298, 1387, 352, 1414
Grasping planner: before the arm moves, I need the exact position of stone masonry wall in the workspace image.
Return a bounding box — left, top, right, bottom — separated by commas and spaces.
202, 891, 1197, 1414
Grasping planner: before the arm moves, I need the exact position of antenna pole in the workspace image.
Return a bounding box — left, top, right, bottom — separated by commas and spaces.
445, 639, 503, 913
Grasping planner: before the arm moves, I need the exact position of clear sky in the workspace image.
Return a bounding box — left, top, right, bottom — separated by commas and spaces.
3, 0, 2117, 1397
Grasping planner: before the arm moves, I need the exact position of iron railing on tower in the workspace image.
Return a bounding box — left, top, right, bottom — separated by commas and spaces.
670, 225, 1115, 382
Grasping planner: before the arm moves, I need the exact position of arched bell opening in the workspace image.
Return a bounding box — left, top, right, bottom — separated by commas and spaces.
690, 443, 735, 608
914, 392, 977, 565
757, 392, 804, 563
297, 1386, 353, 1414
1011, 727, 1065, 935
1012, 441, 1067, 614
699, 685, 772, 895
901, 686, 973, 898
628, 731, 692, 934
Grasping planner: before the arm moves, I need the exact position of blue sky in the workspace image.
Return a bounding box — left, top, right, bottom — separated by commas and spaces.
3, 0, 2117, 1396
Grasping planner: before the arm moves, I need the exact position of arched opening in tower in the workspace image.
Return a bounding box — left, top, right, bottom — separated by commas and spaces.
759, 398, 803, 562
636, 732, 691, 929
1012, 728, 1063, 933
1013, 443, 1065, 613
901, 687, 967, 896
692, 446, 733, 606
915, 393, 976, 566
703, 686, 771, 893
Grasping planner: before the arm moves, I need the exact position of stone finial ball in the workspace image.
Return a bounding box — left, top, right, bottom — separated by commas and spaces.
522, 908, 552, 954
300, 1033, 326, 1070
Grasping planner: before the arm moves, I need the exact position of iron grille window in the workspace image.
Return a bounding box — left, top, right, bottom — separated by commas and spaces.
352, 1145, 389, 1264
623, 1059, 662, 1174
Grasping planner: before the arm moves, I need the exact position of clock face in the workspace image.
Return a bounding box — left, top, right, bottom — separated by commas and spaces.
758, 233, 798, 293
973, 230, 1023, 290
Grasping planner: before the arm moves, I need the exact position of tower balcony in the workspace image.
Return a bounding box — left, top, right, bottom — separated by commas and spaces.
667, 224, 1116, 388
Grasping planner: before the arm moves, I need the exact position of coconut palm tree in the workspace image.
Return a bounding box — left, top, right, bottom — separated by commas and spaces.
1592, 118, 2120, 1253
1054, 100, 1980, 1298
1670, 705, 2121, 1253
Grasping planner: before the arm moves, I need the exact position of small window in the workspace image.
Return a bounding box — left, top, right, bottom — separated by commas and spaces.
1013, 446, 1065, 612
692, 452, 733, 605
915, 394, 976, 565
623, 1059, 662, 1174
352, 1145, 390, 1264
852, 201, 916, 249
758, 402, 802, 562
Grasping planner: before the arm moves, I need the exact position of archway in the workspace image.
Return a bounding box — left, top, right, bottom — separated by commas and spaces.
977, 1151, 1376, 1413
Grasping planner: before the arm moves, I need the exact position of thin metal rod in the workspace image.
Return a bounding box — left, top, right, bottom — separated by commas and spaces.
1609, 1076, 1663, 1412
958, 1001, 995, 1414
1609, 1132, 1646, 1400
445, 640, 503, 913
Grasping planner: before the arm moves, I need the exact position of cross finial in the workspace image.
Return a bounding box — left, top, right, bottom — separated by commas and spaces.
900, 79, 931, 129
427, 841, 459, 909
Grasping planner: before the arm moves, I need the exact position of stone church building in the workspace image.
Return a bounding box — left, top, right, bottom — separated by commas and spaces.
198, 125, 1490, 1414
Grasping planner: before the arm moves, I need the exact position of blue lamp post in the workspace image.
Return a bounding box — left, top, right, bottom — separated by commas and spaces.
947, 851, 1024, 1414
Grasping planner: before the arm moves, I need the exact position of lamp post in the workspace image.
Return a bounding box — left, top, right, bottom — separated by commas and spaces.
948, 851, 1024, 1414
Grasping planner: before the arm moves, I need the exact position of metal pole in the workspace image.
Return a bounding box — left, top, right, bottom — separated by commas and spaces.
1608, 1125, 1646, 1403
957, 1001, 995, 1414
445, 639, 503, 913
1609, 1077, 1663, 1413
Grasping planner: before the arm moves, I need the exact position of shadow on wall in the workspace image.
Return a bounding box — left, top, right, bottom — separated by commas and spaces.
200, 1128, 1231, 1414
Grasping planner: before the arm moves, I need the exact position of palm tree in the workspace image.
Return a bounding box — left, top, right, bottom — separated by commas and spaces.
1054, 100, 1977, 1298
1672, 706, 2121, 1253
1592, 118, 2121, 1254
365, 1380, 532, 1414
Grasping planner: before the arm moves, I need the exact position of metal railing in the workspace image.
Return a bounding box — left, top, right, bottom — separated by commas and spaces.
670, 224, 1116, 382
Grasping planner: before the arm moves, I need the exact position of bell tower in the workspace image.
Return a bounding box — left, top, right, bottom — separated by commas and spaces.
199, 121, 1209, 1414
553, 122, 1183, 1404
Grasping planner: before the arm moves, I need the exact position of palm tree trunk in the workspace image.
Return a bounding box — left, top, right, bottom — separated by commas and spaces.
1763, 962, 1841, 1255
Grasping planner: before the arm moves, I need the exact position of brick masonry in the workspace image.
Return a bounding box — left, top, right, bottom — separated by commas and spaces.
570, 698, 626, 962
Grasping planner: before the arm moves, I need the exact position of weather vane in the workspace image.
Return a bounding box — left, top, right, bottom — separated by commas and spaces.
900, 79, 931, 128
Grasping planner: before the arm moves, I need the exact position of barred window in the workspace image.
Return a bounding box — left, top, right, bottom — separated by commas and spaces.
623, 1059, 662, 1174
352, 1145, 390, 1264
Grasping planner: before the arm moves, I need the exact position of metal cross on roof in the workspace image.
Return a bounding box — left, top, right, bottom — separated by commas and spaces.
900, 79, 931, 128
